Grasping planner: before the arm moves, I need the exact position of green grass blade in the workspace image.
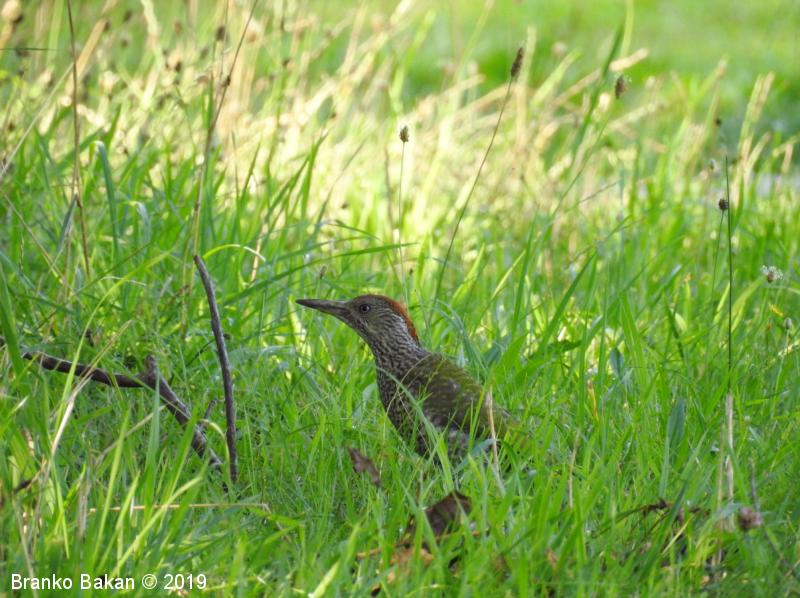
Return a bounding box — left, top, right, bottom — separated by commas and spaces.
0, 259, 24, 375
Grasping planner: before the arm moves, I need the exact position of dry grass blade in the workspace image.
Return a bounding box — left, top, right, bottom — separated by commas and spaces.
183, 0, 261, 330
66, 0, 90, 278
87, 502, 272, 514
434, 46, 523, 305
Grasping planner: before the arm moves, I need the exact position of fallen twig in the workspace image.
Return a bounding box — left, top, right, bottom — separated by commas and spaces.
194, 255, 237, 483
18, 346, 222, 469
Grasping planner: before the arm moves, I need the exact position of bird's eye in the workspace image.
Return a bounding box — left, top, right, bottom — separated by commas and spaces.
359, 304, 371, 313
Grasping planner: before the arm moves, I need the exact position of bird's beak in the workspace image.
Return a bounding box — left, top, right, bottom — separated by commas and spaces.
296, 298, 349, 320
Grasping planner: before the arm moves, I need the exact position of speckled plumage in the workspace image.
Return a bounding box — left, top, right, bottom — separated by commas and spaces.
297, 294, 510, 458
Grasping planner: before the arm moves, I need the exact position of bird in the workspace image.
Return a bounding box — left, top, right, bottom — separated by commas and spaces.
296, 294, 510, 459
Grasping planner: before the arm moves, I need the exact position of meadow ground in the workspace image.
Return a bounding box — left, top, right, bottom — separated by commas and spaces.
1, 1, 799, 595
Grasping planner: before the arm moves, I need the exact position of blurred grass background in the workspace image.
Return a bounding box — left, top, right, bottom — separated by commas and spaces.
1, 0, 798, 595
339, 0, 800, 135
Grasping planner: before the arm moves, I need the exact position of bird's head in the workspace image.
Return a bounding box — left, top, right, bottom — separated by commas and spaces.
296, 294, 420, 352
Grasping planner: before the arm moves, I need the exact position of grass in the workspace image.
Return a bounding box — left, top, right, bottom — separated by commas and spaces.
1, 0, 799, 595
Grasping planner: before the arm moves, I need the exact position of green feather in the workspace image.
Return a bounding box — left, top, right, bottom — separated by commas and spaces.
402, 354, 511, 439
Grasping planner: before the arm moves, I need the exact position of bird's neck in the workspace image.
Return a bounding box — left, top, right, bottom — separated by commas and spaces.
371, 340, 429, 378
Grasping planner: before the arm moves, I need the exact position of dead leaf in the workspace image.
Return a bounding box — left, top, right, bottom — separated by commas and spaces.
407, 491, 471, 538
736, 506, 763, 531
366, 492, 473, 595
347, 447, 381, 488
370, 546, 434, 595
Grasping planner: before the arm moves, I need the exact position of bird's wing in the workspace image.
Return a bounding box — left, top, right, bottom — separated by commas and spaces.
402, 354, 509, 437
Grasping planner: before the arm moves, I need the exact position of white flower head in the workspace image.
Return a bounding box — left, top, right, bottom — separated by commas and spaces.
760, 265, 783, 284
